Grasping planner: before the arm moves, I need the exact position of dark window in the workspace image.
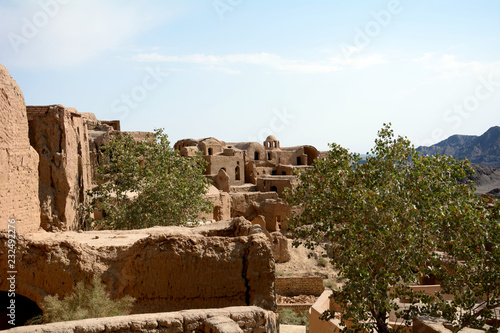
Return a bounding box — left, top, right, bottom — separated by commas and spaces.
235, 166, 240, 180
282, 171, 286, 175
213, 206, 221, 221
208, 148, 213, 155
254, 151, 260, 160
268, 152, 271, 160
272, 170, 277, 175
296, 156, 302, 165
271, 186, 278, 192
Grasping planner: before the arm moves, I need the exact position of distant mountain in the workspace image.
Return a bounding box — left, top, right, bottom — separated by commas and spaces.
469, 163, 500, 198
417, 126, 500, 168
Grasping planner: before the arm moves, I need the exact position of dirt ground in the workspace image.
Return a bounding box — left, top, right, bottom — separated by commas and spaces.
275, 238, 340, 288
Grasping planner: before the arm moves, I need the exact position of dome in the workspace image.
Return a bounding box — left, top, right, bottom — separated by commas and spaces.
265, 135, 278, 141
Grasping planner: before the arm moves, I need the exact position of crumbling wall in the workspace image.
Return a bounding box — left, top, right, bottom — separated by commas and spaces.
82, 112, 115, 176
270, 232, 291, 263
256, 175, 298, 198
0, 218, 276, 314
230, 192, 279, 221
231, 193, 290, 232
7, 306, 278, 333
199, 185, 231, 222
27, 105, 92, 231
0, 64, 40, 233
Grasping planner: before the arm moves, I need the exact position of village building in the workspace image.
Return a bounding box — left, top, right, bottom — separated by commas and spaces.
174, 135, 321, 231
175, 135, 318, 193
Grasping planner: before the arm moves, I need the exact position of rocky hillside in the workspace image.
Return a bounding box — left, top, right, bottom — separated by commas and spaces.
470, 164, 500, 198
417, 126, 500, 168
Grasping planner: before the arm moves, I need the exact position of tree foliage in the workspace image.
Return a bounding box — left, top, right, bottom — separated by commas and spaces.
285, 124, 500, 333
86, 129, 213, 229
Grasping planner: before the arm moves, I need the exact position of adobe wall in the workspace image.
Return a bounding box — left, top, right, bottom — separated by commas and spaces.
0, 65, 40, 233
260, 199, 291, 231
199, 185, 232, 222
308, 290, 343, 333
27, 105, 93, 231
270, 231, 291, 263
205, 153, 245, 187
257, 176, 298, 198
230, 192, 279, 221
231, 192, 290, 232
83, 112, 116, 177
0, 218, 276, 314
6, 306, 278, 333
275, 277, 325, 297
276, 148, 309, 166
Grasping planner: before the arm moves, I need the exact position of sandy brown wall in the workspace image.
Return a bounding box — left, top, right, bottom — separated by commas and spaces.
0, 65, 40, 234
275, 276, 324, 297
7, 306, 278, 333
27, 105, 92, 231
0, 219, 276, 314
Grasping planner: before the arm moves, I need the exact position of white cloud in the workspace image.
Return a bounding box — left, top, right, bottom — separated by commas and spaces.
412, 52, 500, 81
131, 52, 385, 74
330, 54, 386, 69
0, 0, 178, 68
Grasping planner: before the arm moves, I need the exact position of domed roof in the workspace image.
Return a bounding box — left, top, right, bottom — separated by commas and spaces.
265, 135, 278, 141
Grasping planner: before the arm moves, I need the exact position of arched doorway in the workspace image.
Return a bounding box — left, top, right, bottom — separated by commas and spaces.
303, 146, 319, 165
0, 291, 43, 329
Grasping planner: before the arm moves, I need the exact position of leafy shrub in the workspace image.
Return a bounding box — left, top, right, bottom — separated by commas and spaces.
279, 308, 308, 326
324, 279, 335, 289
40, 277, 135, 323
317, 256, 328, 267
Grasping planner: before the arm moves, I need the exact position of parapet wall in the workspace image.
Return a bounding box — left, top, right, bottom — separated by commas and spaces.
0, 218, 276, 315
275, 276, 324, 297
6, 306, 278, 333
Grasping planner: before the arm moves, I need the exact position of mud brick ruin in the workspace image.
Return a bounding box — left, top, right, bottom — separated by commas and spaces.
175, 136, 321, 232
2, 63, 314, 331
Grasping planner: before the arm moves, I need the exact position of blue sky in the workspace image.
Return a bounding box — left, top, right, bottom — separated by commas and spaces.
1, 0, 499, 153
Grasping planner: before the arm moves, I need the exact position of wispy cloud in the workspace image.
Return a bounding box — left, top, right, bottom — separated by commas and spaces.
131, 52, 386, 74
412, 52, 500, 81
0, 1, 181, 68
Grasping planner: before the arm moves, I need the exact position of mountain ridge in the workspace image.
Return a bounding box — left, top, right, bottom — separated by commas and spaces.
417, 126, 500, 168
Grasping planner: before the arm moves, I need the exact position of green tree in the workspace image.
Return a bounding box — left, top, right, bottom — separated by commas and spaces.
285, 124, 500, 333
87, 129, 213, 229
